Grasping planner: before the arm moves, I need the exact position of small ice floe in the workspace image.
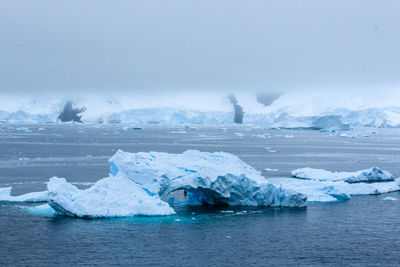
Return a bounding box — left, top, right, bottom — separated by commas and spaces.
16, 127, 32, 132
220, 210, 234, 213
0, 187, 48, 203
251, 134, 270, 139
234, 132, 244, 137
383, 197, 397, 201
170, 130, 187, 134
184, 126, 197, 130
38, 127, 45, 131
174, 218, 182, 222
291, 167, 394, 183
268, 150, 277, 153
264, 146, 271, 150
123, 126, 142, 131
225, 236, 232, 239
284, 135, 294, 138
340, 133, 357, 139
263, 168, 279, 172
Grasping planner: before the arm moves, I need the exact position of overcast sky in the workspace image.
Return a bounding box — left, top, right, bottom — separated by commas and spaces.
0, 0, 399, 96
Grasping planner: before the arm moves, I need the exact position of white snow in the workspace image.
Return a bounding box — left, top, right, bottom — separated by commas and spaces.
269, 178, 400, 202
291, 167, 395, 183
0, 187, 48, 202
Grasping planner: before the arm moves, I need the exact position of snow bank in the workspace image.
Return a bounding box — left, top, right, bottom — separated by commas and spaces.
269, 178, 400, 202
291, 167, 395, 183
0, 187, 48, 202
108, 149, 306, 207
47, 175, 175, 218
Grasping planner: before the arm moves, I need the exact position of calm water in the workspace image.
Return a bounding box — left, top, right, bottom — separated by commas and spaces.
1, 124, 400, 266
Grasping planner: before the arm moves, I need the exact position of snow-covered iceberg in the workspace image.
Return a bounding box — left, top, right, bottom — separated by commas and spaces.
108, 150, 306, 207
0, 187, 48, 202
269, 178, 400, 202
47, 175, 175, 218
46, 150, 306, 218
291, 167, 395, 183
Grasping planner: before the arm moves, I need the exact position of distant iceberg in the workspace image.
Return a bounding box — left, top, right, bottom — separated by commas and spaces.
291, 167, 395, 183
269, 178, 400, 202
46, 150, 306, 218
0, 187, 48, 202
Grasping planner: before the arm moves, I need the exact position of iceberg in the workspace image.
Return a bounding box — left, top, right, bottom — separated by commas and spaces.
47, 175, 175, 218
46, 150, 306, 218
269, 178, 400, 202
291, 167, 394, 183
0, 187, 48, 202
108, 149, 306, 207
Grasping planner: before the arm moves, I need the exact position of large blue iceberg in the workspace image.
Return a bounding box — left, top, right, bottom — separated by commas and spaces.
47, 150, 307, 218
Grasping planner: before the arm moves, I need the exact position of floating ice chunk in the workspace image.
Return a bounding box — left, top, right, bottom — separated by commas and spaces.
108, 149, 306, 207
47, 175, 176, 218
340, 133, 357, 138
0, 187, 48, 202
383, 197, 397, 201
21, 204, 56, 216
251, 134, 270, 138
291, 167, 394, 183
264, 168, 279, 172
269, 178, 400, 202
284, 135, 294, 138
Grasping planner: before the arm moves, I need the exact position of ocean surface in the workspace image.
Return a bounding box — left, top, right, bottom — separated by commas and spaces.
1, 124, 400, 266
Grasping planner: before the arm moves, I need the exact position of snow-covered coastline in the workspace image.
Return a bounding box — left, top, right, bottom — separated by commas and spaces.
3, 92, 400, 128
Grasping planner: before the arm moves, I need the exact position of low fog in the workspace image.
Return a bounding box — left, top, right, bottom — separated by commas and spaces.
1, 0, 399, 98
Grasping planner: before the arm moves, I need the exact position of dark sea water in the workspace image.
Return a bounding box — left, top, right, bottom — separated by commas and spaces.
1, 124, 400, 266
